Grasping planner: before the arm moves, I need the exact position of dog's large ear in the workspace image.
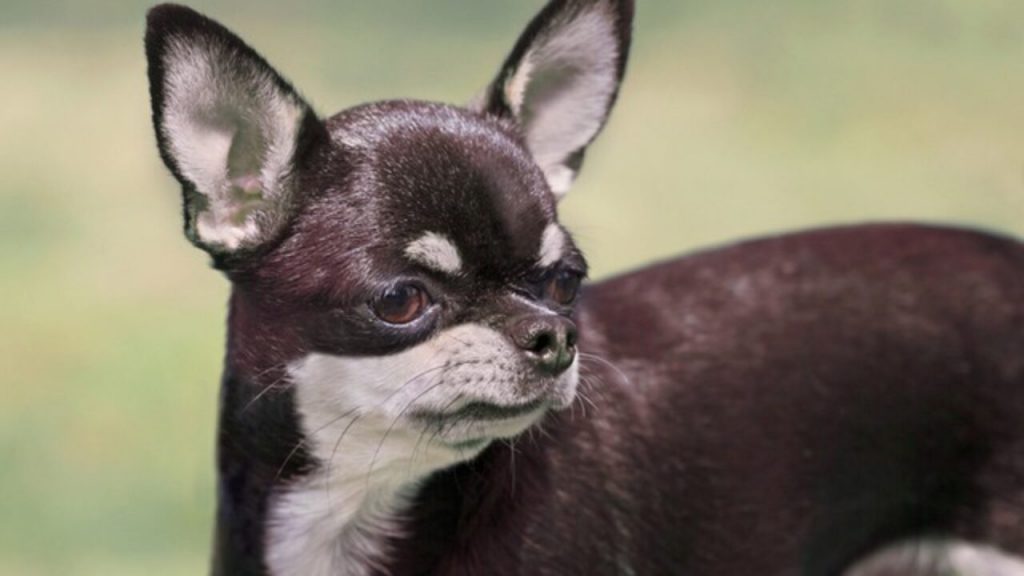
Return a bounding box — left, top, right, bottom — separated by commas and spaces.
471, 0, 634, 199
145, 4, 323, 256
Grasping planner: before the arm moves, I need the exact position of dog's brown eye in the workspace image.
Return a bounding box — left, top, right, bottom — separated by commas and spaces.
546, 270, 582, 306
372, 283, 430, 325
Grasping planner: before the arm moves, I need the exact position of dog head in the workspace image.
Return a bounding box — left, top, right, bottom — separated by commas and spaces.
146, 0, 632, 455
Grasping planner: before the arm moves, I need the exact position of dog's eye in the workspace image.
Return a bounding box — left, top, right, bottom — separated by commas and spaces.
545, 270, 582, 306
372, 283, 431, 325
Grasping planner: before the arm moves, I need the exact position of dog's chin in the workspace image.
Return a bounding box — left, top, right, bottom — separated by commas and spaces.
408, 397, 547, 450
436, 403, 549, 451
411, 367, 579, 450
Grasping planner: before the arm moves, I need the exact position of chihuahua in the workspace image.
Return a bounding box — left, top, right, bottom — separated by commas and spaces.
145, 1, 1024, 575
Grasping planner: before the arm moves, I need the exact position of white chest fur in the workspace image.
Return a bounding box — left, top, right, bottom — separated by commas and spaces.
264, 323, 569, 575
264, 421, 458, 576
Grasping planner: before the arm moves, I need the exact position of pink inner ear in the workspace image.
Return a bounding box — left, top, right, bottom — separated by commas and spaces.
230, 174, 263, 197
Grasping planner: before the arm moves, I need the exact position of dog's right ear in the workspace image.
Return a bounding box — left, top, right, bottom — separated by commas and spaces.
145, 4, 323, 258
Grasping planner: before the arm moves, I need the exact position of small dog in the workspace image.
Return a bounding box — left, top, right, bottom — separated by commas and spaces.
145, 2, 1024, 575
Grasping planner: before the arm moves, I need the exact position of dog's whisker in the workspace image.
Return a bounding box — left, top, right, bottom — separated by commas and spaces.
323, 411, 364, 509
405, 392, 468, 478
324, 363, 460, 504
505, 437, 518, 496
578, 352, 631, 386
575, 376, 601, 414
273, 405, 360, 485
233, 359, 299, 415
240, 374, 293, 415
578, 389, 599, 414
363, 375, 454, 491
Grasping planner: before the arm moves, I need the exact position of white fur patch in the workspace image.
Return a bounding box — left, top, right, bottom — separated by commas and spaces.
266, 323, 578, 576
846, 539, 1024, 575
160, 35, 304, 250
950, 543, 1024, 575
404, 232, 463, 274
503, 1, 621, 199
504, 57, 535, 115
544, 164, 578, 199
538, 223, 567, 267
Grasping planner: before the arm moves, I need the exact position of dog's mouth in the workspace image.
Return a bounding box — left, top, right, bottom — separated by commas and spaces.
408, 396, 550, 449
411, 397, 548, 424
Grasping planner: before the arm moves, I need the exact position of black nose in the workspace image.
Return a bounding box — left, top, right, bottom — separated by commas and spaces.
510, 315, 578, 375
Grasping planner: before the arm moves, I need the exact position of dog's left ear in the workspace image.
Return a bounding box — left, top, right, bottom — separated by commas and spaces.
471, 0, 634, 199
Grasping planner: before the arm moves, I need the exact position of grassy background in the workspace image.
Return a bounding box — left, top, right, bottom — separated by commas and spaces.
2, 1, 1022, 573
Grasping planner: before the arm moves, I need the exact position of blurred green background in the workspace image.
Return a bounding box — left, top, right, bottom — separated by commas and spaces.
1, 1, 1022, 574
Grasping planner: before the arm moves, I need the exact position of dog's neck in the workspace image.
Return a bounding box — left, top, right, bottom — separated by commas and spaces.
263, 442, 424, 576
214, 363, 540, 576
217, 308, 491, 575
262, 401, 477, 576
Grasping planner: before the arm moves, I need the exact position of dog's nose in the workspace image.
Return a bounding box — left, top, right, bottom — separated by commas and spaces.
510, 315, 577, 375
